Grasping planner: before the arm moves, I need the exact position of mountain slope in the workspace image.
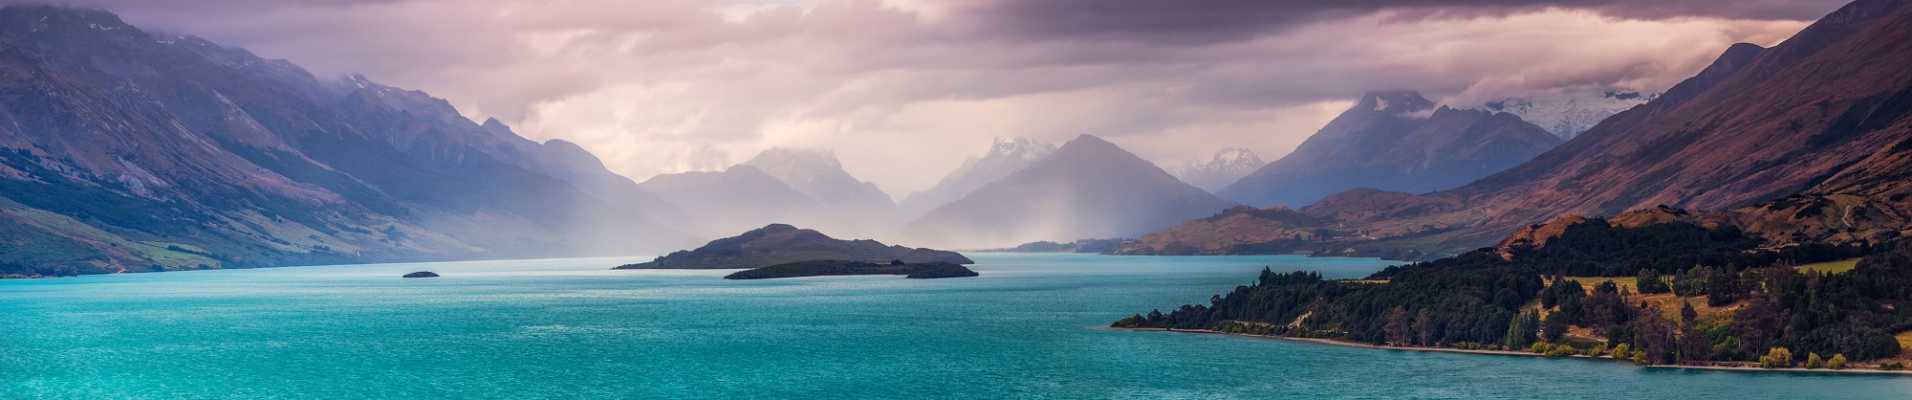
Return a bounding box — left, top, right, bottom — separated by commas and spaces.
905, 135, 1236, 248
898, 137, 1056, 218
638, 165, 824, 239
1172, 148, 1266, 193
1218, 91, 1563, 208
1306, 0, 1912, 254
0, 5, 692, 276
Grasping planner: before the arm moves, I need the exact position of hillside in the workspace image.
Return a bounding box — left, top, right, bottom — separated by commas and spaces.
1158, 0, 1912, 258
1114, 206, 1329, 256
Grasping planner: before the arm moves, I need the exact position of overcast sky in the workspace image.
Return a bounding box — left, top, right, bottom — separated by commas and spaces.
63, 0, 1839, 197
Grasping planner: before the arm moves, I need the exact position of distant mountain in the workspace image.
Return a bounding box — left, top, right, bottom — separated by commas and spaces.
743, 148, 899, 235
0, 5, 693, 277
613, 223, 971, 270
1298, 0, 1912, 255
1171, 148, 1266, 192
905, 135, 1237, 248
1482, 90, 1654, 139
340, 77, 685, 227
638, 165, 823, 238
745, 148, 896, 212
1217, 91, 1563, 208
898, 137, 1056, 219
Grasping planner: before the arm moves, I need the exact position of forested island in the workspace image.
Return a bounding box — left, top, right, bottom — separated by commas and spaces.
615, 224, 973, 270
724, 260, 978, 280
1116, 218, 1912, 371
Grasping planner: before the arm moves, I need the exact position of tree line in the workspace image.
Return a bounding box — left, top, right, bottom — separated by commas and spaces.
1116, 219, 1909, 367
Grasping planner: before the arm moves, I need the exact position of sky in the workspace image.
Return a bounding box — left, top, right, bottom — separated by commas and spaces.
63, 0, 1839, 198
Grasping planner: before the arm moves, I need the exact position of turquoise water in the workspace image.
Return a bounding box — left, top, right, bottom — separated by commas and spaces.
3, 253, 1907, 399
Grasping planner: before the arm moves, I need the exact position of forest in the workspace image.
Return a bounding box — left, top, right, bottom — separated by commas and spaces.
1116, 219, 1911, 368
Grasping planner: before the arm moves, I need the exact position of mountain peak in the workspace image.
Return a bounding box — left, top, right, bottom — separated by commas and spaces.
1058, 134, 1123, 154
1360, 91, 1435, 114
907, 131, 1234, 247
743, 146, 897, 220
748, 147, 844, 171
1174, 147, 1267, 193
898, 137, 1058, 218
0, 4, 128, 27
480, 117, 514, 136
985, 137, 1056, 163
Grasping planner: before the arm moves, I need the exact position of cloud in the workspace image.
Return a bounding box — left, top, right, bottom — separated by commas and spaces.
52, 0, 1830, 196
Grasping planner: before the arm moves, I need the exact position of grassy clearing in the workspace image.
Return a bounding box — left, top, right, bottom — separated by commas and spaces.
1797, 258, 1861, 275
1897, 332, 1912, 357
1561, 276, 1638, 294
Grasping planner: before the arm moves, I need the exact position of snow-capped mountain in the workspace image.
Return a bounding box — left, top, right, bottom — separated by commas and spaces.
898, 137, 1058, 218
1483, 90, 1656, 139
1171, 148, 1266, 193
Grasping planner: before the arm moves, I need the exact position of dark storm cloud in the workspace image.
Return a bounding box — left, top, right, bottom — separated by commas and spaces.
959, 0, 1848, 42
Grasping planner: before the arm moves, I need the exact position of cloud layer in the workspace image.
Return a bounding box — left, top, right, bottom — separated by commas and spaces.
61, 0, 1830, 196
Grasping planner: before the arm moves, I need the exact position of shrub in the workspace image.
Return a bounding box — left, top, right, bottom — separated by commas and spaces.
1881, 361, 1905, 371
1829, 354, 1848, 370
1547, 345, 1578, 357
1806, 353, 1825, 369
1613, 344, 1632, 359
1759, 348, 1794, 369
1632, 352, 1651, 365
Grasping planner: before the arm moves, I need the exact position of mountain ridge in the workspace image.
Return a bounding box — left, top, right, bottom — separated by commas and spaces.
1217, 91, 1562, 208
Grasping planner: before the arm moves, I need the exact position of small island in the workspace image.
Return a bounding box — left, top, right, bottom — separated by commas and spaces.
724, 260, 979, 280
402, 271, 439, 278
615, 223, 973, 270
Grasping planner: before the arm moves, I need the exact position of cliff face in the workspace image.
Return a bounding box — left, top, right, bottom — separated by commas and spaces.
1218, 91, 1561, 208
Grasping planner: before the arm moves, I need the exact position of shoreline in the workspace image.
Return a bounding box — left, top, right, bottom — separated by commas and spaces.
1111, 326, 1912, 376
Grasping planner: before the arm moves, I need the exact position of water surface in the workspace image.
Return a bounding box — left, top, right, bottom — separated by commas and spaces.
3, 253, 1905, 399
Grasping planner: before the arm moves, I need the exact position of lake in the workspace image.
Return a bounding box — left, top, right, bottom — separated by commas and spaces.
3, 253, 1906, 399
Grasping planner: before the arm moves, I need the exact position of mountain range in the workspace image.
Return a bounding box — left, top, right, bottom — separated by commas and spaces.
637, 148, 899, 240
898, 137, 1056, 219
0, 5, 697, 276
905, 135, 1237, 248
1170, 148, 1266, 193
1217, 91, 1564, 208
9, 0, 1912, 276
